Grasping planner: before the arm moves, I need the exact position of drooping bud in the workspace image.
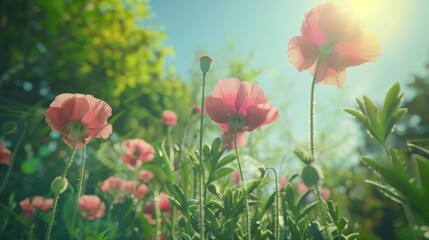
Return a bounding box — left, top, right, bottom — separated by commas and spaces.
51, 176, 68, 194
199, 55, 213, 74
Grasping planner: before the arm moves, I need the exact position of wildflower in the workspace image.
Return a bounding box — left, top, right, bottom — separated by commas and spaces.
20, 196, 53, 219
205, 78, 279, 135
231, 171, 242, 185
78, 195, 106, 220
135, 184, 148, 200
279, 176, 288, 190
138, 170, 154, 183
45, 93, 112, 148
0, 141, 12, 165
161, 110, 177, 127
320, 188, 331, 200
120, 139, 155, 168
288, 3, 380, 88
222, 131, 247, 151
144, 192, 171, 215
101, 176, 126, 193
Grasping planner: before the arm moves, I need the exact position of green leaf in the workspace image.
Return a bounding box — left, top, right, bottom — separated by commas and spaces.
380, 82, 401, 123
208, 167, 235, 184
385, 108, 407, 136
216, 154, 236, 169
166, 182, 188, 211
416, 156, 429, 191
307, 222, 324, 240
343, 108, 367, 125
95, 228, 110, 240
365, 180, 405, 204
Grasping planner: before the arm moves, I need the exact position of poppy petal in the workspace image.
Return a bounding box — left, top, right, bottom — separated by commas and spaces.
205, 96, 234, 124
288, 36, 320, 71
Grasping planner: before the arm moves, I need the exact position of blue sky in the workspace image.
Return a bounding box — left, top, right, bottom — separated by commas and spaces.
148, 0, 429, 167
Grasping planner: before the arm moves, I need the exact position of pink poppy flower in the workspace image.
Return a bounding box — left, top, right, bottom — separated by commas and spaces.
222, 131, 247, 151
143, 192, 171, 214
231, 171, 242, 185
78, 195, 106, 220
205, 78, 279, 135
161, 110, 177, 127
101, 176, 126, 193
279, 176, 288, 190
0, 141, 12, 165
124, 180, 139, 193
45, 93, 112, 148
19, 196, 53, 219
138, 170, 154, 183
288, 3, 380, 88
135, 184, 148, 200
297, 181, 309, 194
320, 188, 331, 200
120, 139, 155, 168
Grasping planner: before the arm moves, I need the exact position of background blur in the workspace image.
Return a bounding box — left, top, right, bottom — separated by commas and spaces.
1, 0, 428, 239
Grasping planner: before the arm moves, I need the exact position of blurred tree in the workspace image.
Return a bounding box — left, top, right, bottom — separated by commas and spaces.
0, 0, 191, 209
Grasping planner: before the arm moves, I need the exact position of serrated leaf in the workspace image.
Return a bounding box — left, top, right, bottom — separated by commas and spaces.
365, 180, 406, 204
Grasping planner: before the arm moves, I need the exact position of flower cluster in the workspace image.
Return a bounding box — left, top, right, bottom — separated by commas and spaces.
20, 196, 53, 219
78, 195, 106, 220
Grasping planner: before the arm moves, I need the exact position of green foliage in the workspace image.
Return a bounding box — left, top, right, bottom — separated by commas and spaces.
344, 82, 407, 144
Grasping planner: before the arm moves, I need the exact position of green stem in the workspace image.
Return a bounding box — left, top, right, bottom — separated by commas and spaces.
71, 143, 87, 239
315, 187, 332, 240
403, 204, 421, 240
267, 168, 280, 240
154, 191, 161, 240
167, 126, 177, 240
198, 72, 207, 239
0, 123, 27, 196
309, 58, 322, 160
46, 146, 77, 240
234, 128, 251, 240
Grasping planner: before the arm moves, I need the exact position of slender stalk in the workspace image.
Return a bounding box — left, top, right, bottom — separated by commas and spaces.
167, 126, 177, 239
309, 59, 322, 159
234, 128, 251, 240
154, 191, 161, 240
0, 123, 27, 196
71, 143, 87, 238
315, 187, 332, 240
46, 146, 77, 240
267, 168, 280, 240
198, 72, 207, 239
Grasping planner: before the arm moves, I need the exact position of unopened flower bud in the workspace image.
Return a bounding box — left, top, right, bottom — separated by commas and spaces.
51, 176, 68, 194
199, 55, 213, 74
301, 165, 322, 188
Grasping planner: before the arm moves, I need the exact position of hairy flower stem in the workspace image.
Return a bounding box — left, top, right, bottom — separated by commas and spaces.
71, 143, 87, 238
198, 72, 207, 239
0, 123, 26, 196
46, 146, 77, 240
154, 191, 161, 240
234, 128, 251, 240
267, 168, 280, 240
167, 126, 177, 239
309, 58, 322, 159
